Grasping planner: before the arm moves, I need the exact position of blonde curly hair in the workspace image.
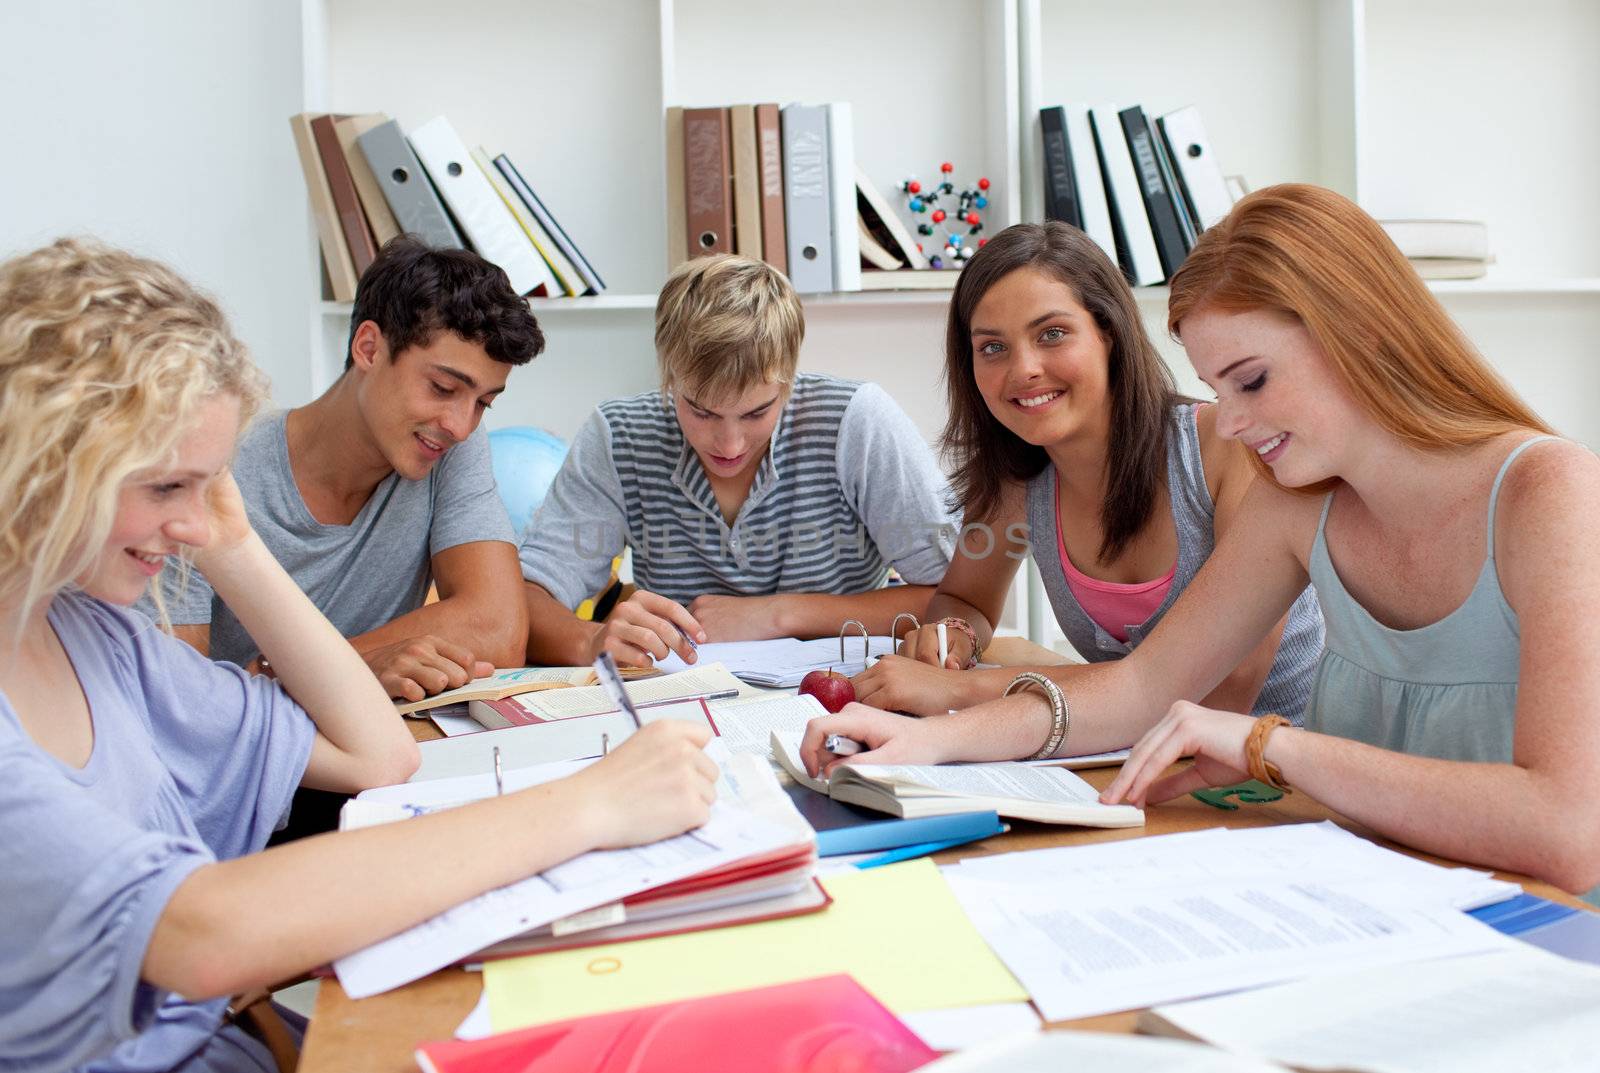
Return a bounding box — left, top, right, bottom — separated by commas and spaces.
0, 238, 267, 630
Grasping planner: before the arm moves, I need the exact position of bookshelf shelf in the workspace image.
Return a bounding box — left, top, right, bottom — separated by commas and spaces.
300, 0, 1599, 473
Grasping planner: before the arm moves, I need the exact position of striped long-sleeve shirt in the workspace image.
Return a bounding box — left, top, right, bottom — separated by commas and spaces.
519, 374, 959, 608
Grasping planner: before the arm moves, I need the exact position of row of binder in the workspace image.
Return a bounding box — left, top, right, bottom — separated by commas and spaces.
668, 102, 927, 294
289, 112, 605, 303
1040, 103, 1235, 287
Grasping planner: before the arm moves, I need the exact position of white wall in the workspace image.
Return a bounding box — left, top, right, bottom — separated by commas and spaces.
0, 1, 315, 405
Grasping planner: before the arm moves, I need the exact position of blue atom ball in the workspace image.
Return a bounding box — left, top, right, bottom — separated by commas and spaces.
930, 256, 944, 269
949, 234, 963, 247
975, 196, 988, 209
909, 198, 924, 212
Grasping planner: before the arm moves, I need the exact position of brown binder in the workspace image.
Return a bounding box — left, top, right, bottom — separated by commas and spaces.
683, 107, 733, 258
755, 103, 787, 272
310, 114, 379, 279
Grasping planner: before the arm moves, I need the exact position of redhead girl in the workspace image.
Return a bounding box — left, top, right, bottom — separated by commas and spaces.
804, 185, 1600, 900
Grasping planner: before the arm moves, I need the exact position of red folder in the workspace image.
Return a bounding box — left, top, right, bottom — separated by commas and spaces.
414, 974, 939, 1073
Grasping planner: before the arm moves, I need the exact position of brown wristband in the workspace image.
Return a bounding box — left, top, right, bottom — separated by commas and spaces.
1245, 714, 1292, 792
937, 617, 982, 669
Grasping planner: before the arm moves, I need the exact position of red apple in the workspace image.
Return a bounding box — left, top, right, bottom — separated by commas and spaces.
798, 668, 856, 713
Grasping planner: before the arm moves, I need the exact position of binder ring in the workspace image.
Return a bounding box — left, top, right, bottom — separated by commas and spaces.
839, 619, 869, 663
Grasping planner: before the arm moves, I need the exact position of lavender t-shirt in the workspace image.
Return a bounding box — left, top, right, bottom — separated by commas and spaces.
0, 592, 316, 1072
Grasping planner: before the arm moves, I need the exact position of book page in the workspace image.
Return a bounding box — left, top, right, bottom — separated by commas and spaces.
917, 1031, 1288, 1073
658, 636, 897, 686
855, 762, 1105, 804
709, 695, 825, 756
1144, 945, 1600, 1073
395, 666, 590, 714
769, 730, 829, 793
521, 663, 750, 719
333, 758, 806, 999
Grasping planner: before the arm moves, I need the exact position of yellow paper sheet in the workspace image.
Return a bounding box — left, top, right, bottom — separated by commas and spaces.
484, 858, 1027, 1030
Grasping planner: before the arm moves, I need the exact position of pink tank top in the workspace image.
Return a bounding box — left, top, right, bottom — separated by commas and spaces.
1056, 477, 1176, 644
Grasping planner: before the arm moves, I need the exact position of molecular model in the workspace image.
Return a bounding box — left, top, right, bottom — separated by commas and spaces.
899, 162, 990, 269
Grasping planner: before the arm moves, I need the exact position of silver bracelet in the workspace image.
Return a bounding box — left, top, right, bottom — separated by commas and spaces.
1004, 672, 1069, 760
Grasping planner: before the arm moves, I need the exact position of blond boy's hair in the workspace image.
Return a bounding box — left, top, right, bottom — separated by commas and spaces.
654, 254, 804, 404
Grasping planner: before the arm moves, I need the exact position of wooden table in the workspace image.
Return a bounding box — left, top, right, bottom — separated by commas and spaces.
305, 640, 1589, 1071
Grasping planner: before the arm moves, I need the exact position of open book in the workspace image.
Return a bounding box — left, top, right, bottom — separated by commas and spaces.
394, 663, 660, 716
467, 662, 752, 728
335, 750, 822, 997
771, 731, 1143, 828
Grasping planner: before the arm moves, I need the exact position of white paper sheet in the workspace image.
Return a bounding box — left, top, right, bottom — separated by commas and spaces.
900, 1003, 1041, 1051
515, 662, 751, 719
454, 991, 492, 1040
1148, 945, 1600, 1073
944, 867, 1516, 1021
916, 1031, 1289, 1072
333, 745, 806, 999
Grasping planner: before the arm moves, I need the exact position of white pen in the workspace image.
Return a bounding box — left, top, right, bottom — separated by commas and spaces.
937, 621, 948, 668
823, 733, 865, 756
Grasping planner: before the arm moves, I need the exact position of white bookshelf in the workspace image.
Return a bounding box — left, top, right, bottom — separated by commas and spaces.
300, 0, 1599, 643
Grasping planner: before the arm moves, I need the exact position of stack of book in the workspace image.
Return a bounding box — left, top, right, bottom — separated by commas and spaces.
289, 112, 605, 302
1039, 103, 1236, 287
1379, 219, 1492, 280
665, 103, 933, 294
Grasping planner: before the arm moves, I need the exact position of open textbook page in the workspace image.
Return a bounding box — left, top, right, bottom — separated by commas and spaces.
395, 665, 602, 716
333, 746, 809, 998
514, 662, 753, 719
771, 730, 1144, 827
1141, 944, 1600, 1073
707, 694, 826, 756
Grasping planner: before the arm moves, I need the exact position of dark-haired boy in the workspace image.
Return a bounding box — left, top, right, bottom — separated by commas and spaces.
158, 236, 539, 702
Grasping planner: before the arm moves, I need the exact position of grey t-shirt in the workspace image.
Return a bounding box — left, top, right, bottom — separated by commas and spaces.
153, 411, 515, 666
520, 374, 959, 608
0, 591, 315, 1072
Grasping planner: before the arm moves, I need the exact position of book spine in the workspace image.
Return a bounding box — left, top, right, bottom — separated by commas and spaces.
497, 157, 606, 294
471, 148, 557, 297
664, 105, 688, 270
781, 104, 833, 293
1119, 106, 1188, 278
289, 112, 359, 302
684, 106, 734, 257
1149, 116, 1198, 250
730, 104, 763, 259
1039, 106, 1082, 228
1065, 104, 1118, 264
355, 119, 465, 251
1091, 106, 1164, 286
1157, 105, 1234, 231
334, 114, 402, 249
825, 102, 860, 292
493, 155, 588, 296
755, 103, 787, 272
311, 114, 379, 279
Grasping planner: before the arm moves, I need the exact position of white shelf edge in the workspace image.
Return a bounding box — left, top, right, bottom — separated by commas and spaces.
1128, 278, 1600, 305
317, 277, 1600, 321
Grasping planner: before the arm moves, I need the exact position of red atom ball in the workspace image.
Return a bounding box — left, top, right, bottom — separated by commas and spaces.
978, 177, 991, 190
940, 161, 953, 173
966, 211, 981, 226
908, 180, 922, 194
931, 209, 946, 223
978, 238, 988, 247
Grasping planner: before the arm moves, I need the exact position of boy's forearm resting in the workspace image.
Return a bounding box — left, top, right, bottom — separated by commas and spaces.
773, 585, 938, 638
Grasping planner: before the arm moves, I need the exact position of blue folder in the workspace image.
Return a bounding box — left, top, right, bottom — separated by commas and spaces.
1468, 892, 1600, 966
781, 784, 1004, 857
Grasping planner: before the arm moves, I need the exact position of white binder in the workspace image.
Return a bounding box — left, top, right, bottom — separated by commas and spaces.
781, 104, 834, 293
1091, 105, 1164, 286
407, 116, 553, 296
825, 102, 861, 291
1157, 105, 1235, 231
1065, 103, 1118, 266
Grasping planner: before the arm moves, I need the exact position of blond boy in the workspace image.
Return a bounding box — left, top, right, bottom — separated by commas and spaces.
520, 255, 958, 667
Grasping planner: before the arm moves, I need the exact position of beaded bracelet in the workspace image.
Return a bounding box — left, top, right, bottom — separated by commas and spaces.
1003, 672, 1069, 760
937, 616, 983, 669
1245, 714, 1292, 792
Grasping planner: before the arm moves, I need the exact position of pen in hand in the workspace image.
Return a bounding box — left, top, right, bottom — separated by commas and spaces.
593, 650, 643, 730
823, 733, 865, 757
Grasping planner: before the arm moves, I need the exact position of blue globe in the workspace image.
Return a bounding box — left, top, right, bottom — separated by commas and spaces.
488, 426, 569, 538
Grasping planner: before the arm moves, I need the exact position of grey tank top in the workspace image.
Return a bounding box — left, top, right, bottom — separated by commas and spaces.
1027, 402, 1325, 721
1303, 436, 1557, 761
